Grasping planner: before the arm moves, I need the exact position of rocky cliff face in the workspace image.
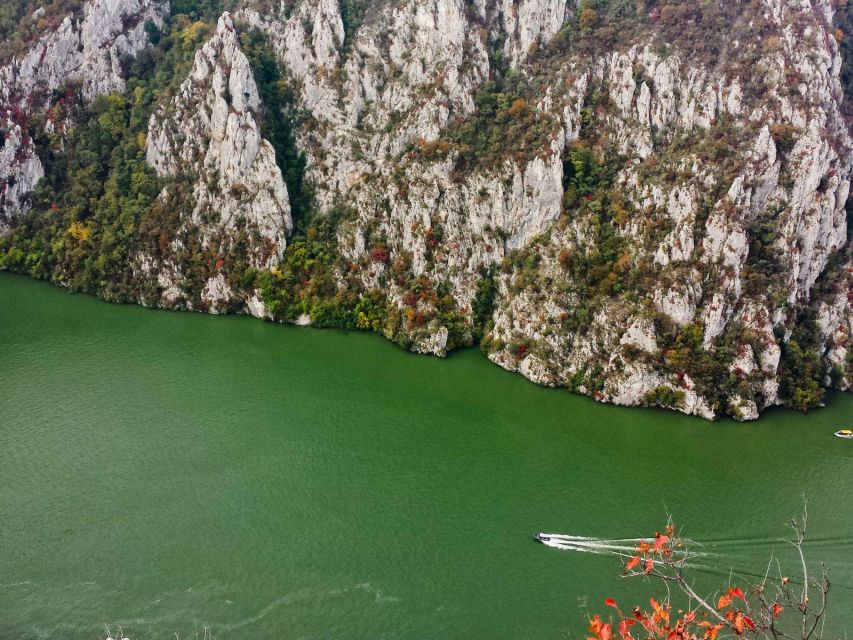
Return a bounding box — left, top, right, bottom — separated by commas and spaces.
479, 13, 853, 419
1, 0, 851, 420
240, 0, 851, 417
146, 12, 292, 273
0, 0, 167, 229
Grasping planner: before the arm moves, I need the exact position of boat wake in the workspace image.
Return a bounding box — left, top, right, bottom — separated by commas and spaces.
537, 534, 652, 555
535, 533, 853, 586
535, 533, 705, 562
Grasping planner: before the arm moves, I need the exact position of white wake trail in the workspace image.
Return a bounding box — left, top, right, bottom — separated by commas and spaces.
537, 534, 706, 560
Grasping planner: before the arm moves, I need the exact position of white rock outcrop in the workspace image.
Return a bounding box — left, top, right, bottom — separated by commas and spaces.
0, 116, 44, 231
0, 0, 167, 106
146, 12, 292, 269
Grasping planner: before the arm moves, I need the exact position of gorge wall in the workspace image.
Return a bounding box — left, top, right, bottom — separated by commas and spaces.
1, 0, 851, 420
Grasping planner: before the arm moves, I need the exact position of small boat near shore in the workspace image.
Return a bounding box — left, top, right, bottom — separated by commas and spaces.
835, 429, 853, 439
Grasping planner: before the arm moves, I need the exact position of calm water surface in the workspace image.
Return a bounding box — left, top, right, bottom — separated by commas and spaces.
1, 273, 852, 639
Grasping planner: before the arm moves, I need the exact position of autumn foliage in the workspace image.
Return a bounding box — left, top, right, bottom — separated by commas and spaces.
590, 507, 829, 640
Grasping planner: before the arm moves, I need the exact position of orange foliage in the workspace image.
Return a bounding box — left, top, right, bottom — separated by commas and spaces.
507, 98, 527, 118
596, 523, 780, 640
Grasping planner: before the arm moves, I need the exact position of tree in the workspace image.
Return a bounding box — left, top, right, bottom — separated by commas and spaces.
579, 7, 599, 33
589, 502, 832, 640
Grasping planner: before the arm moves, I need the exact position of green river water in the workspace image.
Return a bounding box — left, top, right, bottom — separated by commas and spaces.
1, 273, 852, 639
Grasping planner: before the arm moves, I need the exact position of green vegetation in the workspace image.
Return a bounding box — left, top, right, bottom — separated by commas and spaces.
339, 0, 370, 55
240, 28, 311, 225
0, 0, 27, 42
547, 0, 770, 64
0, 0, 84, 64
413, 73, 560, 177
169, 0, 226, 21
472, 266, 497, 341
654, 319, 739, 411
256, 207, 357, 326
644, 385, 685, 409
560, 141, 632, 298
778, 313, 827, 412
1, 93, 160, 300
0, 6, 319, 310
256, 208, 474, 352
835, 0, 853, 118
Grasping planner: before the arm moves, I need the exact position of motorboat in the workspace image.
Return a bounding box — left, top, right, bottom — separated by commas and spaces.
534, 532, 551, 542
835, 429, 853, 439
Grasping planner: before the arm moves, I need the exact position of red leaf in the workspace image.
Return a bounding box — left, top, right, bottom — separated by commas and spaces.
588, 617, 613, 640
653, 534, 670, 551
589, 615, 603, 635
734, 613, 745, 635
626, 556, 641, 570
717, 595, 732, 610
701, 623, 724, 640
605, 598, 618, 608
644, 558, 654, 573
730, 586, 745, 600
772, 602, 784, 618
744, 616, 755, 630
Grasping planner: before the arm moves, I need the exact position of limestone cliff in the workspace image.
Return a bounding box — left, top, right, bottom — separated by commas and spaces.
146, 12, 292, 275
0, 0, 167, 229
1, 0, 851, 420
240, 0, 851, 418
